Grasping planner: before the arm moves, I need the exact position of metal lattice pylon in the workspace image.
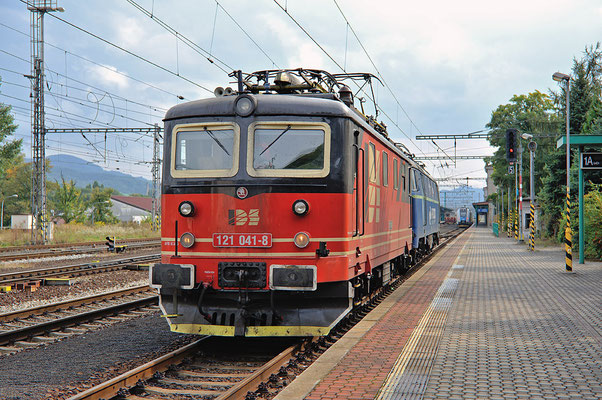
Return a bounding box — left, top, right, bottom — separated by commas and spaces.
151, 124, 162, 231
29, 1, 47, 244
28, 1, 63, 243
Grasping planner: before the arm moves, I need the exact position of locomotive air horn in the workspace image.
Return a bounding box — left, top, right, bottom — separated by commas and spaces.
214, 87, 225, 97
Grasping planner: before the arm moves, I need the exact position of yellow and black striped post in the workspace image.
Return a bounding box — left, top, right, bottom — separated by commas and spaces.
513, 206, 518, 240
507, 208, 511, 237
565, 190, 572, 271
501, 209, 504, 234
529, 202, 535, 251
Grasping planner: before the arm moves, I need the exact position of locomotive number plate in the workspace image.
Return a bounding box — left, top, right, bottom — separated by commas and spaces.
212, 233, 272, 248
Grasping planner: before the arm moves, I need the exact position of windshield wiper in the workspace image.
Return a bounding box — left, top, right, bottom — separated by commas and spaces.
259, 125, 292, 156
205, 127, 230, 156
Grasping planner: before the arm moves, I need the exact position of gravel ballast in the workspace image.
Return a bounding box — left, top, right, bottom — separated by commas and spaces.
0, 313, 191, 400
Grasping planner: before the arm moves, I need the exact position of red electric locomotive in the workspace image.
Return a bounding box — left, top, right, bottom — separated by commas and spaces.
151, 69, 425, 337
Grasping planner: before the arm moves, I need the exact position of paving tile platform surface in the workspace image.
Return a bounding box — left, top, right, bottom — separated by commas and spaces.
275, 227, 602, 400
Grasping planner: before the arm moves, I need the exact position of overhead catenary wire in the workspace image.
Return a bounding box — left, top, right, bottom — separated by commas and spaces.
0, 52, 169, 112
1, 90, 160, 129
213, 0, 280, 69
124, 0, 231, 75
330, 0, 449, 173
332, 0, 423, 137
36, 7, 213, 94
0, 21, 185, 100
271, 0, 434, 164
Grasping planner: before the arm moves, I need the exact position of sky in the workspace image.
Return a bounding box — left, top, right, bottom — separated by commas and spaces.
0, 0, 601, 189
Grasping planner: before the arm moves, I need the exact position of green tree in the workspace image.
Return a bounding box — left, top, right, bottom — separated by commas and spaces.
485, 91, 560, 198
1, 156, 31, 227
48, 175, 85, 223
88, 186, 117, 224
0, 85, 23, 196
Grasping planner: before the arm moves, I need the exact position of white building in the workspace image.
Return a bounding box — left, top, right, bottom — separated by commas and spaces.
110, 196, 152, 223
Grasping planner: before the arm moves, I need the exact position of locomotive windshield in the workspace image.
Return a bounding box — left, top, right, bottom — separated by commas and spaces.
247, 121, 331, 178
254, 128, 323, 169
171, 123, 240, 178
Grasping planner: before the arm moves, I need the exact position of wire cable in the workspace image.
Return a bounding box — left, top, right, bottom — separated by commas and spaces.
41, 10, 213, 93
0, 21, 185, 100
124, 0, 231, 74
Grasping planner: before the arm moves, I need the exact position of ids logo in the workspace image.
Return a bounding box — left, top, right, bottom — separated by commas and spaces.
228, 209, 259, 226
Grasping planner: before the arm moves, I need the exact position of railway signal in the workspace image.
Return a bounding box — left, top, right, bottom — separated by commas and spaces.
106, 236, 127, 253
506, 129, 518, 163
106, 236, 116, 252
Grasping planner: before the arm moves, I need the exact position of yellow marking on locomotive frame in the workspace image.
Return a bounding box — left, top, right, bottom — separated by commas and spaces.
246, 325, 331, 337
171, 323, 236, 336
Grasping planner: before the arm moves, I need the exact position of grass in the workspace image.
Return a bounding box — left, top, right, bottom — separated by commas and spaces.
0, 223, 160, 247
534, 237, 563, 249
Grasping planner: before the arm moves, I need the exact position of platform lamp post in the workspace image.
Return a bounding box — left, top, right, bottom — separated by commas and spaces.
552, 71, 572, 271
1, 194, 18, 230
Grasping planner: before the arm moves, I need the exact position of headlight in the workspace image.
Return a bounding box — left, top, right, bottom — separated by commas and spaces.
179, 201, 194, 217
292, 199, 309, 216
294, 232, 310, 249
180, 232, 195, 248
234, 94, 256, 117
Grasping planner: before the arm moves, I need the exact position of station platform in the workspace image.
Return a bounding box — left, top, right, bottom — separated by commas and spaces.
276, 226, 602, 400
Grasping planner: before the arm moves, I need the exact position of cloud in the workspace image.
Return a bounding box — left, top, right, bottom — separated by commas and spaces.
86, 64, 130, 90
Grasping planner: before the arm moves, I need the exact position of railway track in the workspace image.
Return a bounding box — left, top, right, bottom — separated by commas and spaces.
64, 227, 470, 400
0, 285, 157, 354
439, 225, 468, 240
67, 337, 305, 400
0, 253, 160, 287
0, 239, 160, 262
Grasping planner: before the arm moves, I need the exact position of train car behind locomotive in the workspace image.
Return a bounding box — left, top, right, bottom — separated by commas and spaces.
150, 69, 439, 337
457, 207, 472, 227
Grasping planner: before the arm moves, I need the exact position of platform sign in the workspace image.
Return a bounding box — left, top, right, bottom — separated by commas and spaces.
581, 152, 602, 169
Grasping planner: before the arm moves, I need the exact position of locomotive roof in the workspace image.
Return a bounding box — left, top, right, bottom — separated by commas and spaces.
164, 92, 436, 183
164, 93, 353, 121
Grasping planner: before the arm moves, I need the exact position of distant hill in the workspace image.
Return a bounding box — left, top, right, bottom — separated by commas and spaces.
47, 155, 151, 195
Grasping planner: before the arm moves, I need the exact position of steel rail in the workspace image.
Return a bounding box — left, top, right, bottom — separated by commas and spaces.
0, 285, 152, 323
0, 295, 157, 347
0, 238, 159, 253
0, 240, 160, 262
65, 338, 302, 400
215, 342, 302, 400
66, 338, 209, 400
0, 254, 160, 286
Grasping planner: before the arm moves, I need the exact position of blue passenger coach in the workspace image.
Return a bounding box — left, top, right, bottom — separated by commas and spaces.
457, 207, 472, 227
410, 166, 440, 257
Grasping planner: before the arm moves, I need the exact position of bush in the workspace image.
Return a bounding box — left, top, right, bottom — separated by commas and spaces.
583, 186, 602, 259
564, 184, 602, 260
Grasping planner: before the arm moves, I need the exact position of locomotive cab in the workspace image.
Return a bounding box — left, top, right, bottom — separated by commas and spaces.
153, 91, 359, 336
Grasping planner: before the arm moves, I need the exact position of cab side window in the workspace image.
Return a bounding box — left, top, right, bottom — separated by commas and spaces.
368, 143, 377, 183
393, 159, 399, 190
382, 152, 389, 187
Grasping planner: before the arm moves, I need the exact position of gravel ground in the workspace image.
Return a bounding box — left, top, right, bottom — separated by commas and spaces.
0, 247, 158, 274
0, 270, 149, 314
0, 313, 194, 400
0, 248, 188, 400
